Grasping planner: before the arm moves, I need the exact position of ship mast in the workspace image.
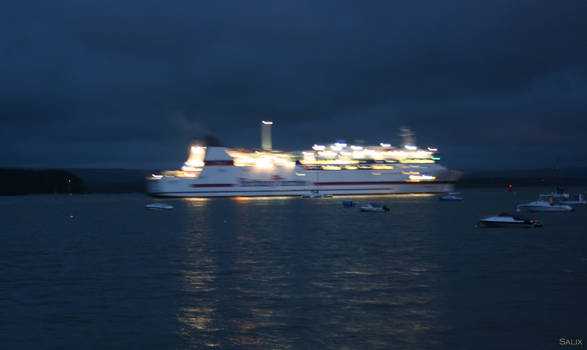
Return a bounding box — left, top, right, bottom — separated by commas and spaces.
261, 121, 273, 151
399, 127, 415, 147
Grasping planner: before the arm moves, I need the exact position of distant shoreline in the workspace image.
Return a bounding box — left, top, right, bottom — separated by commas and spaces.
1, 167, 586, 195
457, 180, 587, 187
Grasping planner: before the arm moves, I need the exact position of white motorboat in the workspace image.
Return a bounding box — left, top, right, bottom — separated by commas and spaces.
539, 190, 586, 206
439, 192, 464, 201
302, 191, 332, 198
145, 202, 174, 210
360, 202, 390, 212
480, 213, 543, 228
302, 191, 320, 198
516, 200, 573, 212
560, 194, 586, 206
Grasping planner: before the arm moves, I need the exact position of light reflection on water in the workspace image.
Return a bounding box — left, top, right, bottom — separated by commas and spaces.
2, 187, 586, 349
174, 195, 446, 349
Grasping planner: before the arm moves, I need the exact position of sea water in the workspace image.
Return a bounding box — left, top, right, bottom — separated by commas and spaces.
1, 187, 585, 349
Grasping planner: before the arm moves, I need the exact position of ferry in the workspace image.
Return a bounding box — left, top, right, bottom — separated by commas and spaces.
147, 122, 462, 198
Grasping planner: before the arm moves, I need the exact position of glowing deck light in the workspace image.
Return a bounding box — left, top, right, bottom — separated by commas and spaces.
185, 146, 206, 167
312, 144, 326, 151
301, 158, 358, 165
372, 164, 394, 170
400, 159, 435, 164
302, 151, 315, 156
255, 158, 274, 168
334, 142, 347, 148
408, 174, 436, 181
380, 143, 391, 147
427, 147, 438, 152
372, 152, 384, 160
275, 158, 296, 167
405, 145, 417, 151
151, 174, 163, 179
262, 120, 273, 125
330, 145, 342, 151
318, 151, 337, 157
415, 151, 432, 157
350, 145, 363, 151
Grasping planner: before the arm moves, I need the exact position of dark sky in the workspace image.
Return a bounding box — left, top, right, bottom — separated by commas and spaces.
2, 0, 586, 170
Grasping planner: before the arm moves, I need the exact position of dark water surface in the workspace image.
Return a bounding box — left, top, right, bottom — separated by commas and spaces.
1, 187, 586, 349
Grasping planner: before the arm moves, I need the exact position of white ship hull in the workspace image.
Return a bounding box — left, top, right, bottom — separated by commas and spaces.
149, 183, 456, 197
148, 161, 459, 198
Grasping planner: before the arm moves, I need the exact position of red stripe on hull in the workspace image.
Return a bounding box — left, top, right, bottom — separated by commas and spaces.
315, 181, 456, 186
187, 181, 455, 188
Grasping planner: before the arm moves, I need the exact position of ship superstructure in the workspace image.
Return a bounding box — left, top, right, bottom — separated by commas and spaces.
147, 122, 461, 197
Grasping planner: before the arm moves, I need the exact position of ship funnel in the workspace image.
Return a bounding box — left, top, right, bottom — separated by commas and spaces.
399, 127, 415, 148
261, 121, 273, 150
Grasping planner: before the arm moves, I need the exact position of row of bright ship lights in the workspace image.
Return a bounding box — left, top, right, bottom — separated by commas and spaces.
180, 143, 439, 173
307, 143, 438, 163
311, 142, 437, 151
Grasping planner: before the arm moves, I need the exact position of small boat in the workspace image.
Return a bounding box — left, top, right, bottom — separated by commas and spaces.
302, 191, 320, 198
516, 200, 573, 212
302, 190, 332, 198
342, 200, 355, 207
439, 192, 464, 201
561, 194, 586, 206
145, 202, 174, 210
360, 202, 390, 212
480, 212, 543, 228
540, 188, 586, 206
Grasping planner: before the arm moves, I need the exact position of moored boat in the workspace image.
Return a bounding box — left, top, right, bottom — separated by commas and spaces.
145, 202, 174, 210
560, 193, 586, 206
480, 213, 542, 228
439, 192, 464, 201
360, 203, 390, 212
539, 189, 586, 206
302, 190, 332, 198
516, 200, 574, 212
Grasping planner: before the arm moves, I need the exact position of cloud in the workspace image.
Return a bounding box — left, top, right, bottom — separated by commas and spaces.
0, 0, 586, 169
